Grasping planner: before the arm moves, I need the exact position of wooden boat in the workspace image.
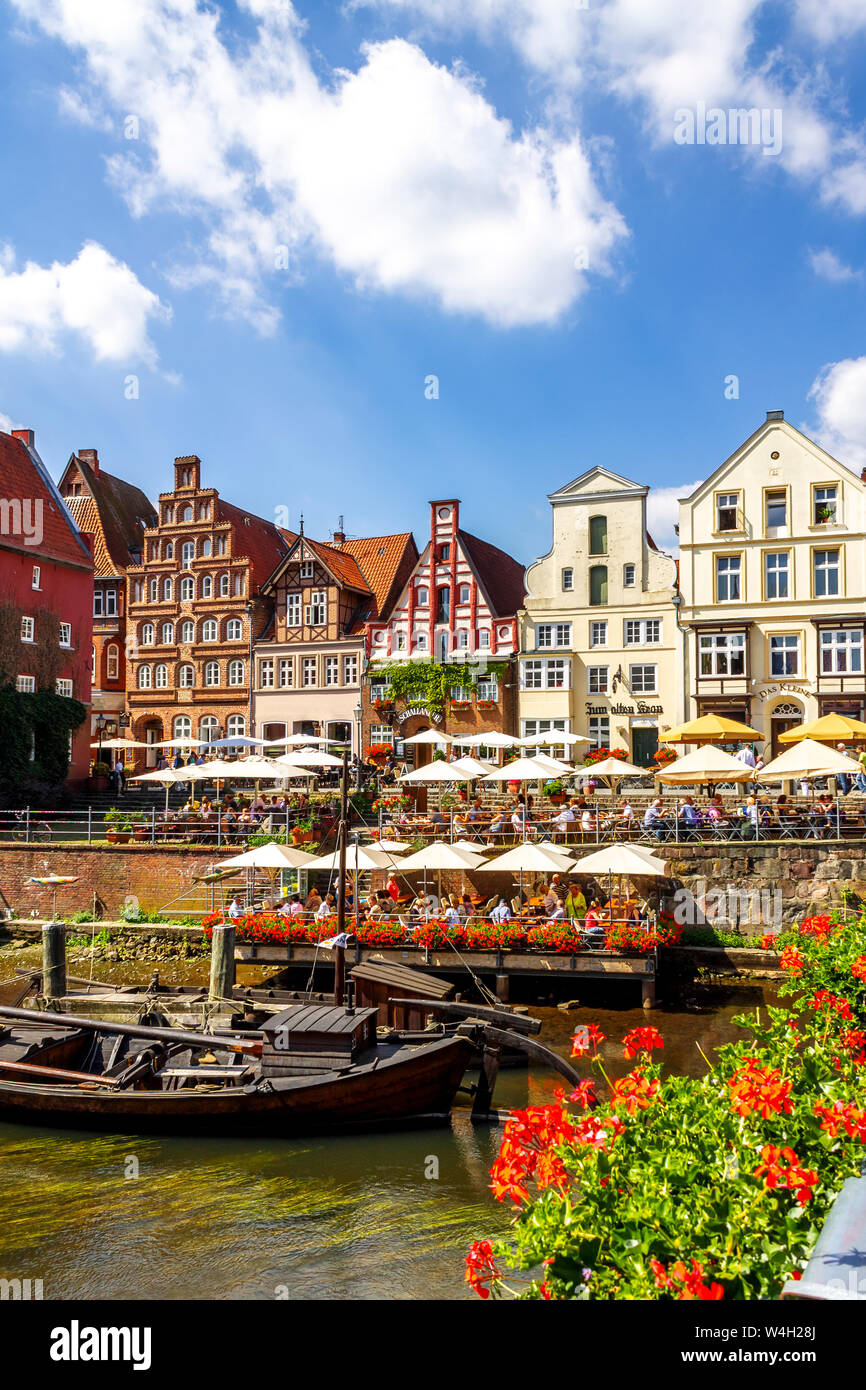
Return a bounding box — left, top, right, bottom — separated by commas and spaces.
0, 1002, 481, 1137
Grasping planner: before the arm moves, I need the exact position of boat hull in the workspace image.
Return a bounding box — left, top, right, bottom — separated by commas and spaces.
0, 1035, 476, 1138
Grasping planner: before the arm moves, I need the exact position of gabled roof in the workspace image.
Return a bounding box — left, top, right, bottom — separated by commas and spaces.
458, 530, 526, 617
548, 465, 647, 502
680, 413, 863, 506
60, 453, 157, 578
343, 533, 418, 620
0, 431, 93, 569
214, 497, 295, 587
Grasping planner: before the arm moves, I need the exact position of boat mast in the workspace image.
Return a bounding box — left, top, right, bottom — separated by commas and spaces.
334, 744, 349, 1006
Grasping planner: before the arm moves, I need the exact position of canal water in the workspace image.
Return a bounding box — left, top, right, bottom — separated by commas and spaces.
0, 952, 774, 1300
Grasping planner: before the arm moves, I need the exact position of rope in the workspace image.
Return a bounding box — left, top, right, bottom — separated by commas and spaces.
441, 935, 500, 1007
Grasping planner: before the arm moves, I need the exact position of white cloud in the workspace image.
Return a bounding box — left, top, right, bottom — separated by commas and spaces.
0, 240, 170, 365
646, 480, 702, 554
0, 410, 19, 434
10, 0, 626, 330
808, 357, 866, 469
808, 247, 863, 283
795, 0, 866, 43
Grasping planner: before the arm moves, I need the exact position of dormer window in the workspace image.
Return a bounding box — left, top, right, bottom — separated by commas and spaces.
300, 560, 314, 580
716, 493, 740, 532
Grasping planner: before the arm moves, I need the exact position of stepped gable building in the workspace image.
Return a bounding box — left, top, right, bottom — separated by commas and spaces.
0, 428, 94, 783
520, 466, 680, 766
59, 448, 157, 754
254, 520, 418, 754
125, 455, 293, 766
678, 410, 866, 758
363, 499, 526, 761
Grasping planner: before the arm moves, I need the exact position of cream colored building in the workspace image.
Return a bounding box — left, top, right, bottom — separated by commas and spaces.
520, 467, 680, 765
678, 410, 866, 758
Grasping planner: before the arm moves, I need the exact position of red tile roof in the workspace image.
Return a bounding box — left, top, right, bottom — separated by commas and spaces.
0, 431, 93, 569
60, 455, 157, 578
215, 498, 295, 588
459, 530, 526, 616
342, 533, 418, 619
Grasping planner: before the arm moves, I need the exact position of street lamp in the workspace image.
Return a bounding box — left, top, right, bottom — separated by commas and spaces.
95, 712, 108, 765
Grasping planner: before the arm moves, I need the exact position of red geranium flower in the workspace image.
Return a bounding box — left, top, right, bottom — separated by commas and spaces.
465, 1240, 501, 1299
571, 1023, 606, 1057
622, 1025, 664, 1059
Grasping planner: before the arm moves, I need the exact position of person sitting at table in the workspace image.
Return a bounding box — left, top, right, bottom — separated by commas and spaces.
443, 897, 461, 926
227, 896, 243, 919
580, 805, 596, 838
366, 894, 384, 921
643, 798, 667, 839
429, 808, 446, 829
304, 885, 323, 914
552, 802, 576, 838
385, 872, 400, 902
460, 892, 474, 918
542, 882, 559, 914
490, 897, 512, 923
510, 802, 527, 837
583, 898, 604, 932
548, 899, 567, 922
467, 797, 485, 824
678, 797, 702, 837
285, 894, 304, 918
705, 795, 728, 827
565, 881, 587, 921
487, 809, 508, 842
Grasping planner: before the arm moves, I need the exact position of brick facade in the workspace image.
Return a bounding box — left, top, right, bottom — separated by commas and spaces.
124, 455, 292, 766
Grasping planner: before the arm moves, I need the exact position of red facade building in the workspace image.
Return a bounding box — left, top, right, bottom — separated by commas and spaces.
0, 429, 94, 784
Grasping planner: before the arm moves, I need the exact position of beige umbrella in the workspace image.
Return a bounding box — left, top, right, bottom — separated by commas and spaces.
265, 733, 332, 746
577, 756, 649, 780
397, 840, 487, 911
476, 843, 576, 872
449, 755, 498, 777
660, 714, 763, 744
365, 838, 413, 852
403, 729, 452, 745
154, 737, 208, 749
455, 731, 520, 749
756, 738, 863, 782
655, 746, 755, 785
304, 844, 405, 871
570, 842, 668, 935
532, 754, 575, 775
219, 843, 320, 869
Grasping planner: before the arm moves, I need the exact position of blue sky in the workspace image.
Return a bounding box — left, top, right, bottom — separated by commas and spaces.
1, 0, 865, 564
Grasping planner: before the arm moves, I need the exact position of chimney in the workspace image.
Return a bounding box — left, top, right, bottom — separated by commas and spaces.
78, 448, 99, 473
11, 428, 34, 449
766, 409, 784, 421
333, 515, 345, 547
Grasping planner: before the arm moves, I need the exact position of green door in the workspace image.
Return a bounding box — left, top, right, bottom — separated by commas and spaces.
632, 726, 658, 767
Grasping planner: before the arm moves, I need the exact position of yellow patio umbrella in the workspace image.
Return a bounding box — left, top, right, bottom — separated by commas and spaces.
660, 714, 763, 744
756, 738, 863, 782
655, 745, 755, 785
778, 713, 866, 745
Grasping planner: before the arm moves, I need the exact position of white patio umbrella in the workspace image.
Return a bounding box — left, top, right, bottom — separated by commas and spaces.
532, 754, 576, 776
655, 746, 756, 785
209, 735, 268, 749
455, 732, 520, 748
397, 839, 487, 910
569, 842, 668, 931
154, 737, 208, 749
219, 843, 320, 869
398, 762, 474, 783
303, 844, 405, 871
288, 748, 345, 767
476, 843, 576, 872
403, 729, 451, 745
365, 838, 413, 852
482, 756, 562, 782
449, 755, 498, 777
517, 731, 591, 749
91, 736, 150, 749
756, 738, 863, 782
129, 766, 190, 812
263, 733, 332, 746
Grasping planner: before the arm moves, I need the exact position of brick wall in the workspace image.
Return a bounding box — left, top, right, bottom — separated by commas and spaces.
0, 844, 222, 918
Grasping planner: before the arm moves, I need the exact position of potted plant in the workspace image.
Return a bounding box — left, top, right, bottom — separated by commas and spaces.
90, 760, 111, 792
544, 778, 565, 804
104, 809, 132, 844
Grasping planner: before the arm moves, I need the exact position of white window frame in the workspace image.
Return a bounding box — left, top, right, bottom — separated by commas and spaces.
588, 665, 609, 694
55, 678, 73, 697
305, 590, 327, 625
814, 548, 840, 598
589, 620, 607, 648
286, 592, 302, 626
589, 715, 610, 748
227, 660, 244, 687
629, 663, 658, 694
178, 664, 195, 688
21, 616, 34, 643
536, 622, 572, 649
698, 632, 746, 677
16, 674, 35, 692
279, 658, 294, 688
204, 661, 220, 687
59, 622, 72, 648
561, 568, 574, 592
343, 655, 358, 685
820, 628, 863, 674
716, 555, 741, 602
302, 657, 316, 687
769, 634, 800, 678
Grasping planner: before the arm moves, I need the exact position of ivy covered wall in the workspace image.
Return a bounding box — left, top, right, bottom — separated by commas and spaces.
0, 690, 87, 806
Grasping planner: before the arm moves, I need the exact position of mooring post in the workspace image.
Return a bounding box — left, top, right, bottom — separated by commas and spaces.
471, 1043, 502, 1120
208, 923, 236, 1001
41, 921, 67, 1001
642, 976, 657, 1010
495, 973, 510, 1003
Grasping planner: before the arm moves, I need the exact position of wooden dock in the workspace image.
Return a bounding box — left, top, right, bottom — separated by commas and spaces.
235, 941, 658, 1007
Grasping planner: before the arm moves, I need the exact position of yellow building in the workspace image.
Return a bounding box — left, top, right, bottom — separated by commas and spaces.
678, 410, 866, 758
519, 466, 680, 765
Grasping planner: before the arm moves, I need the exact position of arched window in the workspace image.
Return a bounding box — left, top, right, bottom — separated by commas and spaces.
204, 661, 220, 687
415, 631, 428, 651
589, 515, 607, 556
163, 577, 173, 601
155, 664, 168, 688
201, 575, 213, 598
182, 505, 193, 522
227, 714, 245, 737
589, 565, 608, 606
228, 659, 244, 687
416, 586, 428, 606
178, 664, 195, 688
219, 573, 230, 597
138, 665, 152, 689
181, 541, 195, 566
202, 539, 211, 557
173, 715, 192, 740
149, 578, 159, 601
226, 618, 242, 641
199, 504, 209, 521
180, 576, 194, 601
161, 622, 174, 644
202, 619, 218, 642
141, 623, 154, 645
437, 587, 450, 624
233, 572, 244, 596
456, 629, 469, 648
199, 715, 219, 745
164, 505, 173, 525
459, 584, 471, 604
164, 541, 174, 560
106, 644, 119, 681
132, 580, 143, 603
180, 620, 195, 643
